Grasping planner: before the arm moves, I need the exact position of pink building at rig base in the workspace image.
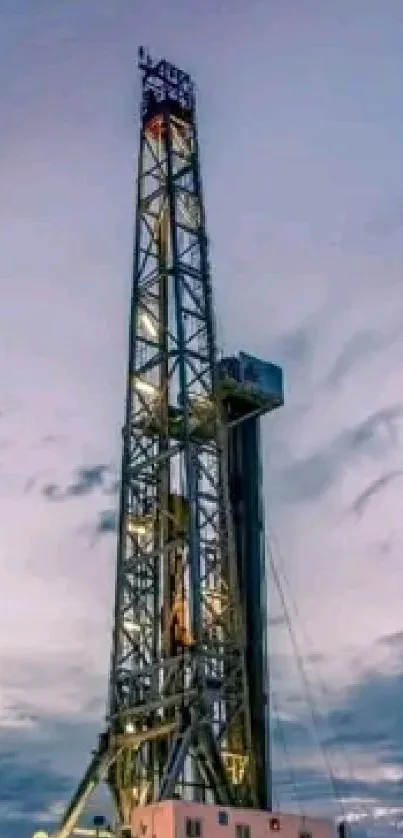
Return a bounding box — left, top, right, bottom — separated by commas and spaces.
131, 801, 336, 838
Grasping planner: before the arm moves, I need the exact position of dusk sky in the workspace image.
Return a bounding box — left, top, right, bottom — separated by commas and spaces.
1, 1, 403, 836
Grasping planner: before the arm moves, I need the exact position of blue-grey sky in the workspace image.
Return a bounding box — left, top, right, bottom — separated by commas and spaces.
1, 1, 403, 836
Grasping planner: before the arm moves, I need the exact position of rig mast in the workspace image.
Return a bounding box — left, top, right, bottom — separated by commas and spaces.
33, 50, 284, 838
108, 46, 255, 817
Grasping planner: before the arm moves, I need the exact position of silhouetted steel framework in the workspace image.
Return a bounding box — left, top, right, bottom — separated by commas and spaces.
108, 46, 255, 817
46, 50, 264, 838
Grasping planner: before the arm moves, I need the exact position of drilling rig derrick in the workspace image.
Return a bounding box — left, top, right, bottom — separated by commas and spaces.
36, 49, 268, 838
31, 48, 348, 838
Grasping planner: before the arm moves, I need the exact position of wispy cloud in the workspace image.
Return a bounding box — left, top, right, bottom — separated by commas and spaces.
275, 405, 403, 505
379, 631, 403, 651
41, 464, 115, 501
0, 709, 106, 838
0, 754, 71, 838
324, 330, 399, 389
96, 508, 118, 536
351, 470, 403, 518
274, 321, 317, 372
323, 661, 403, 774
270, 636, 403, 832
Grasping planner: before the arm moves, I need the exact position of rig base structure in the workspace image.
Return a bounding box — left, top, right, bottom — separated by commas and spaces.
131, 800, 336, 838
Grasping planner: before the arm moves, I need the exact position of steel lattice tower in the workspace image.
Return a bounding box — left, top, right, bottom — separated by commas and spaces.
108, 46, 255, 817
46, 50, 261, 838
